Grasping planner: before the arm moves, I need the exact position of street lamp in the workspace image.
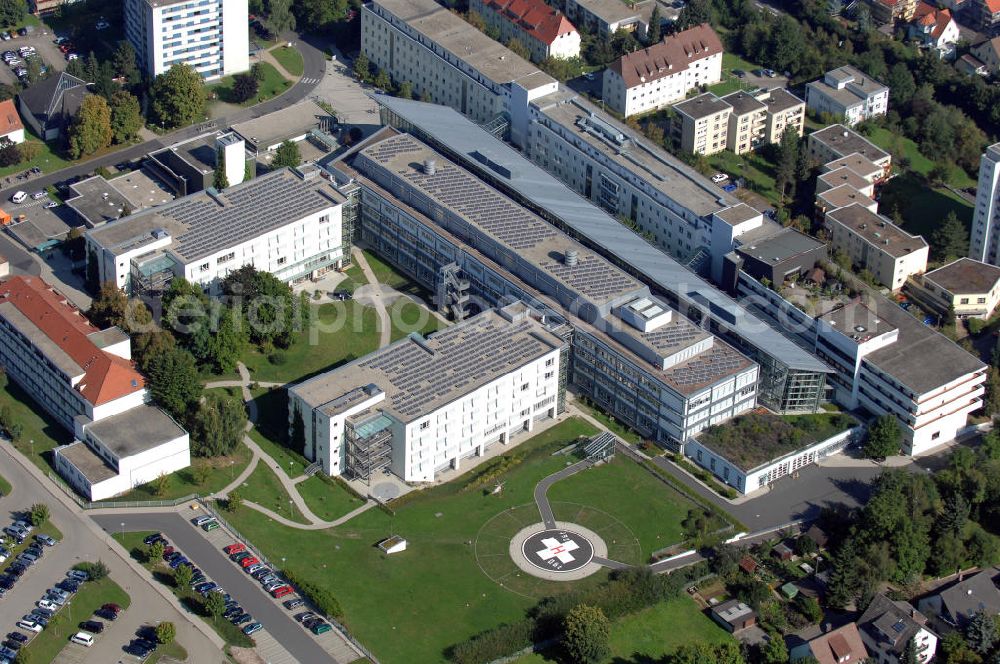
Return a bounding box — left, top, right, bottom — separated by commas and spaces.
29, 438, 33, 457
120, 522, 124, 541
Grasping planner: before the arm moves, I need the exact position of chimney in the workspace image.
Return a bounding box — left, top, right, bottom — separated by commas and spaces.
565, 249, 579, 266
423, 159, 436, 175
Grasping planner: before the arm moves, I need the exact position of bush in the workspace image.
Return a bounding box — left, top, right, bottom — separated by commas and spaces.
968, 318, 987, 335
74, 560, 109, 581
282, 568, 342, 618
449, 619, 535, 664
155, 621, 176, 644
268, 352, 287, 366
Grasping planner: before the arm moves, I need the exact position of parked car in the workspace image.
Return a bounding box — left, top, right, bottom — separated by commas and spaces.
283, 598, 304, 610
223, 543, 245, 555
710, 173, 728, 184
67, 569, 89, 582
295, 611, 316, 623
202, 520, 219, 531
240, 556, 259, 568
242, 622, 263, 636
69, 632, 94, 647
271, 585, 293, 599
34, 534, 56, 547
143, 533, 164, 546
15, 621, 41, 633
311, 622, 332, 635
79, 620, 104, 634
9, 192, 26, 204
193, 515, 214, 526
231, 551, 251, 563
232, 613, 253, 625
95, 608, 117, 621
5, 634, 26, 646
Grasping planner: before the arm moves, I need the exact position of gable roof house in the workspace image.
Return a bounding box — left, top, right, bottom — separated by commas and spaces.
469, 0, 581, 62
16, 72, 88, 141
790, 623, 869, 664
857, 594, 938, 664
917, 570, 1000, 629
908, 3, 960, 60
972, 36, 1000, 75
0, 99, 24, 145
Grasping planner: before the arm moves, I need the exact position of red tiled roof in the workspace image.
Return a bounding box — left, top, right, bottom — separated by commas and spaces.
912, 2, 954, 38
610, 23, 723, 88
0, 99, 22, 137
987, 0, 1000, 15
0, 276, 144, 406
808, 624, 869, 664
482, 0, 577, 45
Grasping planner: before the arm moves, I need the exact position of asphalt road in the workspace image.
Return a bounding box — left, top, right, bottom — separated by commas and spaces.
533, 459, 591, 529
92, 512, 338, 664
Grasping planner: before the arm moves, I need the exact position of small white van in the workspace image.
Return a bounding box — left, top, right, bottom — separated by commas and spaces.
70, 632, 94, 647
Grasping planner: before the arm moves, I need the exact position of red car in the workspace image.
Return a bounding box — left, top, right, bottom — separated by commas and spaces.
101, 603, 121, 615
271, 585, 293, 598
239, 556, 259, 568
162, 546, 175, 558
223, 543, 246, 555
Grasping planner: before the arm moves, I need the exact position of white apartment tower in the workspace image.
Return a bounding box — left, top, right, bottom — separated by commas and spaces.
125, 0, 250, 80
970, 142, 1000, 265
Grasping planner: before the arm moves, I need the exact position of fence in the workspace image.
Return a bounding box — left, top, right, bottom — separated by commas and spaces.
46, 473, 199, 510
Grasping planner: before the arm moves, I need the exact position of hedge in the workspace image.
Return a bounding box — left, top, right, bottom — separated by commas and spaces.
282, 568, 343, 619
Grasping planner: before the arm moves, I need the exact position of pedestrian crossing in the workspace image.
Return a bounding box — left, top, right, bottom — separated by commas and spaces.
300, 77, 321, 85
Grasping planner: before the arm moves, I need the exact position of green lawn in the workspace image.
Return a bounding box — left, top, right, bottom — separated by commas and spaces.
208, 62, 291, 106
0, 131, 73, 178
708, 52, 760, 97
879, 172, 975, 241
239, 462, 308, 523
149, 640, 188, 664
113, 531, 254, 648
866, 127, 976, 189
576, 401, 643, 445
707, 149, 780, 204
0, 381, 73, 475
116, 444, 252, 502
0, 472, 10, 496
335, 262, 369, 294
362, 249, 413, 290
18, 576, 131, 664
220, 417, 603, 664
247, 386, 311, 480
239, 301, 380, 383
270, 45, 304, 76
389, 299, 447, 342
547, 456, 699, 557
297, 475, 365, 522
515, 596, 732, 664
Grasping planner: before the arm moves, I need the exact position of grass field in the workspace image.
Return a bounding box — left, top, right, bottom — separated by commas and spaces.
334, 262, 369, 294
117, 444, 252, 502
18, 576, 131, 664
389, 299, 446, 342
0, 127, 73, 177
239, 301, 380, 383
0, 472, 10, 496
221, 417, 605, 663
270, 45, 304, 76
547, 456, 698, 557
239, 462, 308, 523
866, 127, 977, 189
879, 172, 974, 240
0, 381, 73, 475
707, 149, 780, 204
297, 475, 365, 522
708, 52, 761, 97
362, 250, 412, 290
576, 401, 643, 445
514, 596, 732, 664
149, 640, 188, 664
209, 62, 291, 106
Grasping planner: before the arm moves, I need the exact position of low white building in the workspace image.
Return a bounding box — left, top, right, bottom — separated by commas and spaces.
602, 23, 723, 118
85, 165, 347, 295
289, 303, 568, 483
826, 203, 928, 291
0, 275, 190, 501
805, 66, 889, 126
470, 0, 580, 61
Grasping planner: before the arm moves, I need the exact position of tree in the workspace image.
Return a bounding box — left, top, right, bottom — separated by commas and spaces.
133, 329, 177, 373
250, 62, 265, 81
265, 0, 296, 34
146, 347, 202, 420
113, 41, 139, 84
68, 95, 112, 159
80, 559, 109, 580
150, 64, 207, 129
226, 489, 243, 512
563, 605, 610, 664
293, 0, 347, 30
87, 281, 153, 334
353, 52, 370, 82
109, 91, 142, 144
204, 589, 227, 618
647, 5, 662, 44
901, 637, 919, 664
25, 56, 41, 85
231, 72, 259, 103
148, 539, 166, 562
863, 415, 901, 460
272, 140, 300, 170
155, 621, 176, 645
152, 472, 169, 497
0, 0, 25, 27
932, 211, 970, 262
506, 38, 531, 61
758, 631, 789, 664
214, 148, 229, 190
190, 394, 247, 457
675, 0, 711, 30
399, 80, 413, 99
29, 503, 49, 526
0, 139, 19, 167
967, 609, 998, 655
173, 562, 193, 589
775, 127, 800, 202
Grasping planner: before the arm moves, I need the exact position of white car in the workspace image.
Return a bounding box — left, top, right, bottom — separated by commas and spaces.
9, 191, 25, 204
70, 632, 94, 646
30, 191, 46, 200
37, 599, 58, 611
16, 620, 41, 633
66, 570, 88, 582
710, 173, 728, 184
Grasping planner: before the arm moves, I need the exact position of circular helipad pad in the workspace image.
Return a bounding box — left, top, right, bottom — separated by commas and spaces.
521, 528, 594, 573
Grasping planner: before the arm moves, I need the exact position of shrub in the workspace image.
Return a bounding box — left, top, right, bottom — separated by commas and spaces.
74, 560, 109, 581
449, 619, 535, 664
155, 621, 176, 644
268, 352, 287, 366
968, 318, 987, 335
282, 568, 342, 618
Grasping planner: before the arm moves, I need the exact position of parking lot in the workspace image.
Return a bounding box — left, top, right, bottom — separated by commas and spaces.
94, 511, 358, 664
0, 28, 66, 87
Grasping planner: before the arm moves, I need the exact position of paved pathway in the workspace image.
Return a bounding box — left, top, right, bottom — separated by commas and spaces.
351, 247, 392, 348
533, 459, 592, 529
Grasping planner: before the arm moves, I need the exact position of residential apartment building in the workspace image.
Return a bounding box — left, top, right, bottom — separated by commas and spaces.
857, 594, 938, 664
759, 88, 805, 143
805, 66, 889, 126
328, 128, 760, 449
601, 23, 723, 118
737, 276, 986, 454
722, 91, 766, 155
562, 0, 652, 37
673, 92, 732, 155
361, 0, 558, 147
470, 0, 580, 61
376, 95, 829, 415
85, 165, 348, 295
826, 204, 928, 290
972, 37, 1000, 75
869, 0, 918, 23
971, 142, 1000, 265
289, 304, 567, 482
124, 0, 249, 80
974, 0, 1000, 31
908, 3, 960, 60
0, 276, 190, 500
808, 124, 893, 180
910, 257, 1000, 319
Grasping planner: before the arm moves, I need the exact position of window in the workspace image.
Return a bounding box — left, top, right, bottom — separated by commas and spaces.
419, 421, 429, 430
961, 297, 970, 304
217, 251, 235, 264
199, 263, 209, 272
276, 257, 287, 265
319, 214, 329, 224
979, 297, 987, 304
521, 383, 529, 391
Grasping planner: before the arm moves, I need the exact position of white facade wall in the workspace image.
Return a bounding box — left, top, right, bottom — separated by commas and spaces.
55, 434, 191, 501
805, 84, 889, 126
827, 217, 929, 290
971, 143, 1000, 265
87, 389, 150, 425
1, 128, 24, 144
603, 52, 722, 118
860, 626, 937, 664
92, 234, 173, 291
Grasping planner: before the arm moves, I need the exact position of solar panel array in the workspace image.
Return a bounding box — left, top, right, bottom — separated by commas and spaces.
666, 345, 747, 390
168, 173, 333, 261
641, 319, 705, 354
541, 254, 637, 302
358, 316, 555, 419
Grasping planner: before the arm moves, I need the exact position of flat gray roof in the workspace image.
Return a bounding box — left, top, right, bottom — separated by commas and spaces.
85, 403, 186, 458
569, 0, 641, 23
532, 88, 735, 217
736, 227, 825, 264
818, 166, 871, 192
292, 306, 565, 422
109, 169, 175, 210
924, 257, 1000, 295
66, 176, 131, 227
722, 91, 766, 117
374, 94, 829, 373
761, 88, 804, 114
150, 133, 218, 175
674, 92, 732, 120
827, 204, 927, 258
368, 0, 555, 91
58, 442, 117, 484
809, 124, 891, 164
87, 167, 345, 264
823, 153, 882, 179
230, 100, 329, 150
356, 132, 643, 309
715, 203, 761, 227
816, 184, 872, 210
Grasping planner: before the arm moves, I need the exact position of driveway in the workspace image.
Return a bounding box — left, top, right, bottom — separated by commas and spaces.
310, 45, 380, 137
92, 512, 342, 664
